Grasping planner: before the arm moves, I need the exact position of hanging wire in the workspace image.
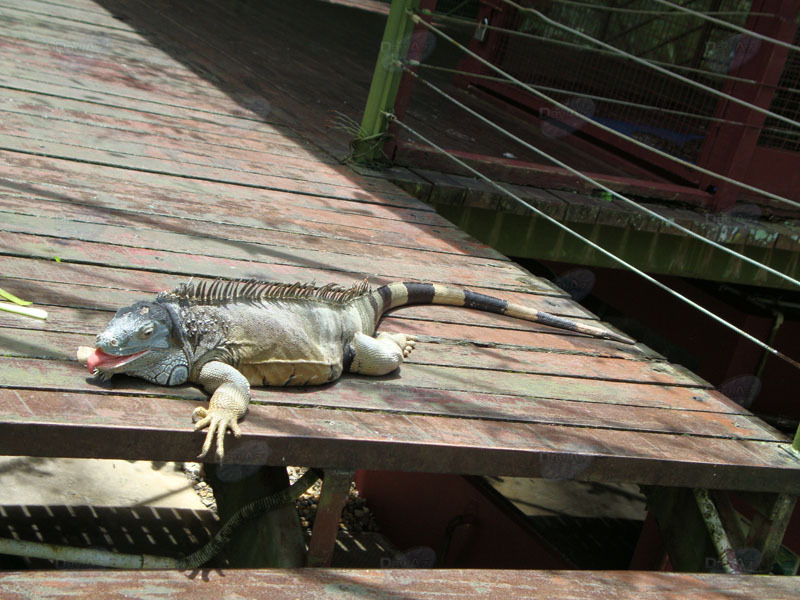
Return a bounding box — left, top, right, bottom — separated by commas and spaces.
411, 11, 800, 211
384, 111, 800, 371
546, 0, 773, 17
650, 0, 800, 53
401, 66, 800, 290
496, 1, 800, 130
415, 63, 753, 127
427, 11, 761, 84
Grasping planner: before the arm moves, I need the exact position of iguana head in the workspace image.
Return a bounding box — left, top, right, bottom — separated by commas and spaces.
85, 301, 189, 385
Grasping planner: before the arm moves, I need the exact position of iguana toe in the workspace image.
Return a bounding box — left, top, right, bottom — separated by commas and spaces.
194, 407, 242, 461
377, 332, 416, 357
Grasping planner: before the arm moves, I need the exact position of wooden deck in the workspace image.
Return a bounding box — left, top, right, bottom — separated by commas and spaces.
1, 569, 798, 600
0, 0, 799, 522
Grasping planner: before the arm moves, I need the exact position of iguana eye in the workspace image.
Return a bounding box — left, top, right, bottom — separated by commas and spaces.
138, 325, 155, 339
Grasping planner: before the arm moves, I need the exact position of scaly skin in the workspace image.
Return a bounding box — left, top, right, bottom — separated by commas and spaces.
80, 279, 634, 460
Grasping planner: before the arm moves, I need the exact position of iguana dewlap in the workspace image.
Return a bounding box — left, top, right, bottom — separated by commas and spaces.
79, 279, 633, 460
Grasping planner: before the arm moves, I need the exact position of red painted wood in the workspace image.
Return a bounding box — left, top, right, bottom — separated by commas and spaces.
697, 0, 800, 209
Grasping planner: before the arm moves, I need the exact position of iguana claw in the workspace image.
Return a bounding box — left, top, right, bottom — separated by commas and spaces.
193, 405, 242, 461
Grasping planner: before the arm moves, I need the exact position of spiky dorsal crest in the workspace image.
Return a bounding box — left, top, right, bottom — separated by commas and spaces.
158, 278, 372, 306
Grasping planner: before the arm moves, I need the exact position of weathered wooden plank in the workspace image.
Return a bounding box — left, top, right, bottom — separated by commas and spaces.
0, 17, 358, 155
74, 0, 374, 154
0, 355, 745, 416
0, 324, 701, 389
0, 151, 456, 227
0, 32, 244, 104
384, 363, 728, 410
306, 469, 354, 567
0, 304, 652, 363
0, 111, 392, 192
0, 229, 538, 294
0, 176, 493, 270
0, 132, 416, 204
0, 42, 246, 112
380, 317, 654, 358
0, 208, 530, 287
0, 189, 503, 266
1, 0, 111, 18
0, 184, 483, 260
0, 87, 329, 161
0, 323, 699, 388
0, 0, 796, 503
0, 252, 589, 320
0, 171, 463, 255
0, 68, 304, 146
0, 0, 129, 26
0, 569, 798, 600
0, 14, 314, 126
0, 346, 765, 440
0, 282, 600, 348
0, 389, 798, 492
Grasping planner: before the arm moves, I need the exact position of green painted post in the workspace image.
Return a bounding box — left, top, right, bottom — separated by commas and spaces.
352, 0, 419, 163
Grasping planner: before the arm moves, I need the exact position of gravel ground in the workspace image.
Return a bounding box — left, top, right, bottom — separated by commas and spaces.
184, 464, 381, 535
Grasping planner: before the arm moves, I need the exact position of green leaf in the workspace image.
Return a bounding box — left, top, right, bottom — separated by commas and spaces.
54, 256, 62, 263
0, 288, 32, 306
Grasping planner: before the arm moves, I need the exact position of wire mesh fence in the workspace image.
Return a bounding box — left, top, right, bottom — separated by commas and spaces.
473, 0, 761, 163
383, 0, 800, 208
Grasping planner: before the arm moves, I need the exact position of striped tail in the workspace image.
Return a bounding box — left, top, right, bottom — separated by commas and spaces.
370, 282, 635, 345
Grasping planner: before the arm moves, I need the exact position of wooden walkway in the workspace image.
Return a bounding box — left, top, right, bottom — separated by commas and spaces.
0, 0, 800, 572
1, 569, 798, 600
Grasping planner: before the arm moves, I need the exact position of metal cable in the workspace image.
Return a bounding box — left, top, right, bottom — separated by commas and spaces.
548, 0, 772, 17
411, 12, 800, 210
415, 63, 752, 127
402, 67, 800, 290
385, 112, 800, 371
498, 1, 800, 130
428, 11, 761, 85
651, 0, 800, 53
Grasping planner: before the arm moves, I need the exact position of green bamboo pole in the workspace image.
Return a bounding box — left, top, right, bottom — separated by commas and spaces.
352, 0, 419, 163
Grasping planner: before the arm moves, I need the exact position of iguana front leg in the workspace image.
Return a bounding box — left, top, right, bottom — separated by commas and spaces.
192, 361, 250, 460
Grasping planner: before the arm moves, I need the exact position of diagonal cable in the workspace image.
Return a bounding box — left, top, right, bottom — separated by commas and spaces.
650, 0, 800, 53
427, 11, 761, 84
498, 1, 800, 129
410, 11, 800, 210
384, 111, 800, 371
548, 0, 772, 17
401, 66, 800, 290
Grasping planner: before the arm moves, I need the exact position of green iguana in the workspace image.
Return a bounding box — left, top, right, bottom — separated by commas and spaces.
78, 279, 634, 460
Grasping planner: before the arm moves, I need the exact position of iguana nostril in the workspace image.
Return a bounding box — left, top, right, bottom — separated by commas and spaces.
110, 338, 118, 347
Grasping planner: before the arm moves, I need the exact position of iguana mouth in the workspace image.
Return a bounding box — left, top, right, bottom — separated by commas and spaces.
86, 348, 150, 374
